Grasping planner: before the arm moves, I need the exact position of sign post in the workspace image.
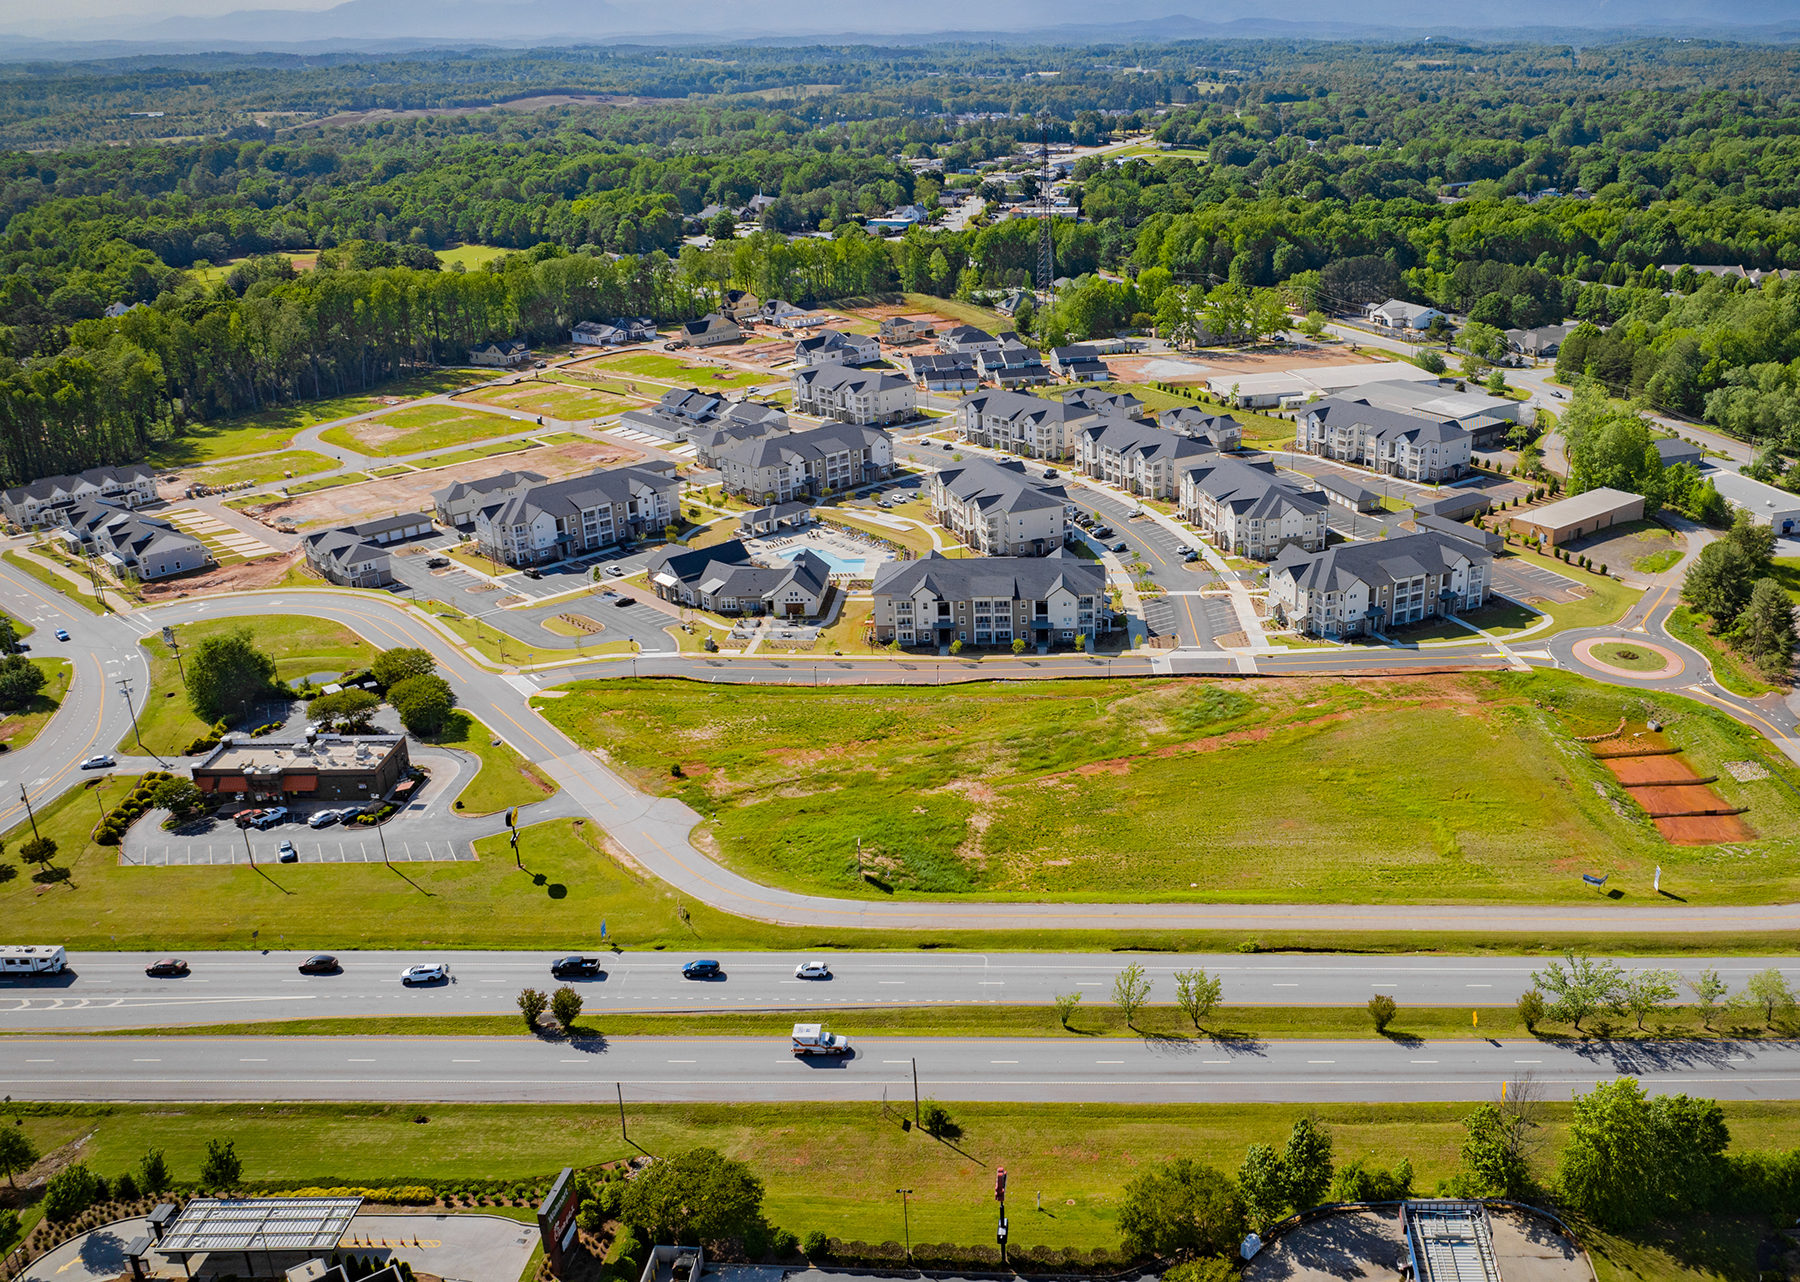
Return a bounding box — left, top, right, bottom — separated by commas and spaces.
996, 1166, 1007, 1265
536, 1167, 580, 1278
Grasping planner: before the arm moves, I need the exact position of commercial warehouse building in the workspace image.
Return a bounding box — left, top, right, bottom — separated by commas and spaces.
1506, 487, 1645, 547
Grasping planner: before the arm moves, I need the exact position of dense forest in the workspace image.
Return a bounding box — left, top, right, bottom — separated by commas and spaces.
5, 36, 1800, 486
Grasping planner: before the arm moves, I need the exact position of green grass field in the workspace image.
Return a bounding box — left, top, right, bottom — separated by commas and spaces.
0, 657, 70, 751
187, 450, 337, 489
1635, 549, 1683, 574
435, 244, 511, 271
467, 382, 643, 420
531, 669, 1800, 905
425, 440, 537, 468
319, 403, 524, 458
148, 373, 479, 467
435, 710, 559, 815
1, 550, 108, 614
123, 615, 377, 755
6, 1096, 1800, 1271
585, 351, 770, 390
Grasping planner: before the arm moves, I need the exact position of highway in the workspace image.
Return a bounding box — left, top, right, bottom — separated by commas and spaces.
1, 1034, 1794, 1104
5, 951, 1795, 1031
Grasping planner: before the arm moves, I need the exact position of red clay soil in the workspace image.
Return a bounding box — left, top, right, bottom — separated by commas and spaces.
1630, 784, 1737, 816
1605, 755, 1702, 785
1659, 813, 1757, 843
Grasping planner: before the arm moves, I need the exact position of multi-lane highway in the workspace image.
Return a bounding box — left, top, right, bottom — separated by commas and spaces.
4, 951, 1793, 1030
1, 1033, 1791, 1104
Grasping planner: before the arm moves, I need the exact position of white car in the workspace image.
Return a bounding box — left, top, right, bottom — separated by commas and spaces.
400, 963, 449, 985
80, 754, 115, 770
794, 960, 833, 980
605, 564, 626, 577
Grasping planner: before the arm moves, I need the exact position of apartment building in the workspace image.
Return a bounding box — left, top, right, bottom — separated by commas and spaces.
792, 329, 880, 368
300, 528, 395, 589
473, 463, 680, 567
1267, 529, 1491, 638
55, 500, 213, 580
1178, 457, 1328, 561
646, 540, 832, 617
431, 470, 546, 529
937, 325, 1003, 356
1158, 406, 1244, 451
871, 549, 1105, 648
927, 457, 1071, 556
953, 389, 1104, 461
1049, 346, 1111, 382
622, 388, 787, 448
896, 352, 981, 392
880, 316, 935, 344
687, 406, 791, 468
1073, 416, 1219, 500
714, 423, 893, 502
1, 463, 158, 527
790, 365, 916, 425
1294, 397, 1472, 483
976, 344, 1051, 388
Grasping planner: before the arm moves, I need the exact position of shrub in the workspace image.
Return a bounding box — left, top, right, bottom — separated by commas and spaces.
42, 1164, 98, 1221
803, 1230, 829, 1258
1368, 993, 1398, 1032
1516, 988, 1546, 1031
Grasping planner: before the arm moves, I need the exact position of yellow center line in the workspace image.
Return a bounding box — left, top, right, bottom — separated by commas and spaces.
0, 652, 106, 830
485, 700, 560, 761
1684, 685, 1793, 745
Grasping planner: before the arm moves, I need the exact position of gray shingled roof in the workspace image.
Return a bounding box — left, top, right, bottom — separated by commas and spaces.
1270, 529, 1490, 595
933, 456, 1069, 515
480, 464, 677, 527
871, 549, 1103, 600
1182, 457, 1326, 520
2, 462, 156, 506
1307, 397, 1469, 447
430, 470, 546, 506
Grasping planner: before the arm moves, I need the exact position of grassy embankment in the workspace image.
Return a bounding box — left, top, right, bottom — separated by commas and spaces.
434, 710, 558, 815
1665, 606, 1785, 698
531, 669, 1800, 906
4, 1097, 1798, 1276
2, 549, 109, 614
0, 658, 71, 752
122, 615, 375, 756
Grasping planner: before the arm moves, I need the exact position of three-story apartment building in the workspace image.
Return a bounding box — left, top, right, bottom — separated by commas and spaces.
1267, 530, 1491, 638
714, 424, 893, 502
473, 463, 680, 567
926, 457, 1072, 556
871, 549, 1105, 648
1073, 417, 1220, 499
1294, 397, 1472, 483
1178, 457, 1329, 560
1, 464, 158, 528
791, 366, 917, 425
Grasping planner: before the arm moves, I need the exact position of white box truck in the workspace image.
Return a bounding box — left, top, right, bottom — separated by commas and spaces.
0, 945, 66, 975
791, 1023, 852, 1056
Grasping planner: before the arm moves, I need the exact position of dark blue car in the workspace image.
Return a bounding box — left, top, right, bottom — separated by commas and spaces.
682, 959, 722, 979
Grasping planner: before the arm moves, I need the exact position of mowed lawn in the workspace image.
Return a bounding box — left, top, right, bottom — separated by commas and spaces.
433, 710, 559, 815
0, 657, 71, 750
148, 373, 480, 467
318, 403, 523, 457
124, 615, 376, 755
186, 450, 338, 489
467, 380, 644, 421
582, 351, 771, 390
533, 670, 1800, 905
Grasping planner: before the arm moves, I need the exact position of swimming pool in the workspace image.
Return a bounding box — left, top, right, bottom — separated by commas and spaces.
769, 544, 868, 574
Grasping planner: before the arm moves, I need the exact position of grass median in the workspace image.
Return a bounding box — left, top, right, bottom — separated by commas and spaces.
434, 710, 558, 816
0, 657, 71, 751
57, 1002, 1800, 1043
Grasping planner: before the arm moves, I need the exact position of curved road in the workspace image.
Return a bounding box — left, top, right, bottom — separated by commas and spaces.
3, 538, 1799, 937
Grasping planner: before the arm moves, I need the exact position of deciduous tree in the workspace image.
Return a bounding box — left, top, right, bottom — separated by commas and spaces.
1116, 1159, 1247, 1259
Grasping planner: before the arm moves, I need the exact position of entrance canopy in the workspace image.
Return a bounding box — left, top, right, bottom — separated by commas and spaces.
157, 1196, 362, 1259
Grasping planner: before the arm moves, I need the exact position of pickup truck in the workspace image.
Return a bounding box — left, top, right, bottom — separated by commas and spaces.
791, 1023, 852, 1056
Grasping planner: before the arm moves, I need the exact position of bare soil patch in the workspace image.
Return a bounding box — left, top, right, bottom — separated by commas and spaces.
1109, 342, 1393, 384
136, 549, 303, 599
232, 439, 640, 528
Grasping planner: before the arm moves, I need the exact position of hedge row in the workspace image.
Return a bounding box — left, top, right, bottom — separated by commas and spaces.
94, 771, 177, 846
275, 1185, 436, 1204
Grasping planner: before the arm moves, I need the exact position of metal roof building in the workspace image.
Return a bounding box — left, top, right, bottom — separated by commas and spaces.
157, 1196, 362, 1274
1401, 1200, 1501, 1282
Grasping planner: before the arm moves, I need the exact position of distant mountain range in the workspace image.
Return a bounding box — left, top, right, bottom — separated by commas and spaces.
2, 0, 1796, 57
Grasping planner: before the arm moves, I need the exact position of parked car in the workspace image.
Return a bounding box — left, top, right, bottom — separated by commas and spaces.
1110, 541, 1129, 553
551, 955, 605, 978
794, 960, 833, 980
80, 754, 115, 770
252, 807, 290, 829
523, 567, 543, 579
611, 595, 632, 608
53, 628, 68, 641
400, 963, 449, 985
298, 954, 340, 974
145, 958, 189, 977
604, 564, 626, 577
426, 556, 450, 568
1043, 469, 1058, 479
234, 808, 267, 827
1183, 548, 1201, 562
682, 959, 723, 979
308, 809, 339, 829
1093, 525, 1114, 537
277, 840, 298, 863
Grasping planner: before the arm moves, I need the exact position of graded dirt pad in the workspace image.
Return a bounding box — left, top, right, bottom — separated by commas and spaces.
1605, 754, 1701, 785
1659, 812, 1758, 842
1595, 741, 1756, 844
231, 440, 640, 529
135, 548, 302, 599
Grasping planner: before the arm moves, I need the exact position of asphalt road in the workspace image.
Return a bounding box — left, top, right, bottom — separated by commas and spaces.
3, 1034, 1792, 1104
6, 951, 1795, 1031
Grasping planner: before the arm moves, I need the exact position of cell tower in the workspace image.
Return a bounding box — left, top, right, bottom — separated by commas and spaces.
1036, 117, 1055, 298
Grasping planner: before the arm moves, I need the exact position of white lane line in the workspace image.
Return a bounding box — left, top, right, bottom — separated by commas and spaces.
1096, 1060, 1124, 1064
133, 1058, 161, 1062
451, 1059, 480, 1063
1273, 983, 1299, 987
668, 1059, 696, 1064
1411, 1060, 1438, 1064
1514, 1060, 1541, 1064
991, 1060, 1019, 1064
1204, 1060, 1231, 1064
1307, 1060, 1336, 1064
240, 1058, 268, 1062
878, 981, 906, 985
348, 1058, 375, 1062
1466, 984, 1493, 988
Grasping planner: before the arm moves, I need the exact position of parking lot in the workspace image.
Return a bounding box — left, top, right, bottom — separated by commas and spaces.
1142, 593, 1240, 648
1490, 555, 1583, 604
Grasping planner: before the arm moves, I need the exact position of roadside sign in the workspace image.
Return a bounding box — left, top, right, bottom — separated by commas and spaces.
161, 626, 176, 647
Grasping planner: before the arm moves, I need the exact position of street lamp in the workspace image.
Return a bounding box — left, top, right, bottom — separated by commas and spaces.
116, 675, 149, 756
896, 1189, 913, 1263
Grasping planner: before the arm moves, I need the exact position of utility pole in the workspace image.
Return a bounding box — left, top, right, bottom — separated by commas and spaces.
912, 1057, 920, 1126
19, 783, 39, 842
240, 821, 255, 867
116, 675, 146, 755
896, 1189, 913, 1263
375, 812, 390, 867
617, 1082, 628, 1139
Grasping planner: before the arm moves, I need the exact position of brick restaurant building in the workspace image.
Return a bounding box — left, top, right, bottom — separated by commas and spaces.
190, 734, 410, 805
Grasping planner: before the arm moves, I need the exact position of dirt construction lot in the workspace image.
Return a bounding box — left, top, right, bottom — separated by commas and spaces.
1113, 341, 1397, 385
234, 438, 642, 529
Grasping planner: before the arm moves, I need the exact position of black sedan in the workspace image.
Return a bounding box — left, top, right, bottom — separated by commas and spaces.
551, 955, 605, 979
297, 954, 340, 974
145, 958, 189, 977
682, 959, 723, 979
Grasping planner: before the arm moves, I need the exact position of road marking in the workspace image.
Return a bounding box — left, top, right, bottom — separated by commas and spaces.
349, 1058, 375, 1062
1273, 983, 1299, 987
133, 1058, 160, 1062
1466, 983, 1493, 988
1514, 1060, 1541, 1064
1411, 1060, 1438, 1064
883, 1060, 912, 1064
878, 981, 905, 985
1307, 1060, 1335, 1064
239, 1058, 268, 1062
668, 1059, 696, 1063
25, 1058, 51, 1062
1096, 1060, 1124, 1064
451, 1059, 480, 1063
991, 1060, 1018, 1064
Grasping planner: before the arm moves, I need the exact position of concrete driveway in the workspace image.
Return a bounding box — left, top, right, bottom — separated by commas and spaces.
17, 1217, 147, 1282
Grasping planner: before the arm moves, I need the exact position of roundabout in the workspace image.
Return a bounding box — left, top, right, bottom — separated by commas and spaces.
1572, 635, 1684, 679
